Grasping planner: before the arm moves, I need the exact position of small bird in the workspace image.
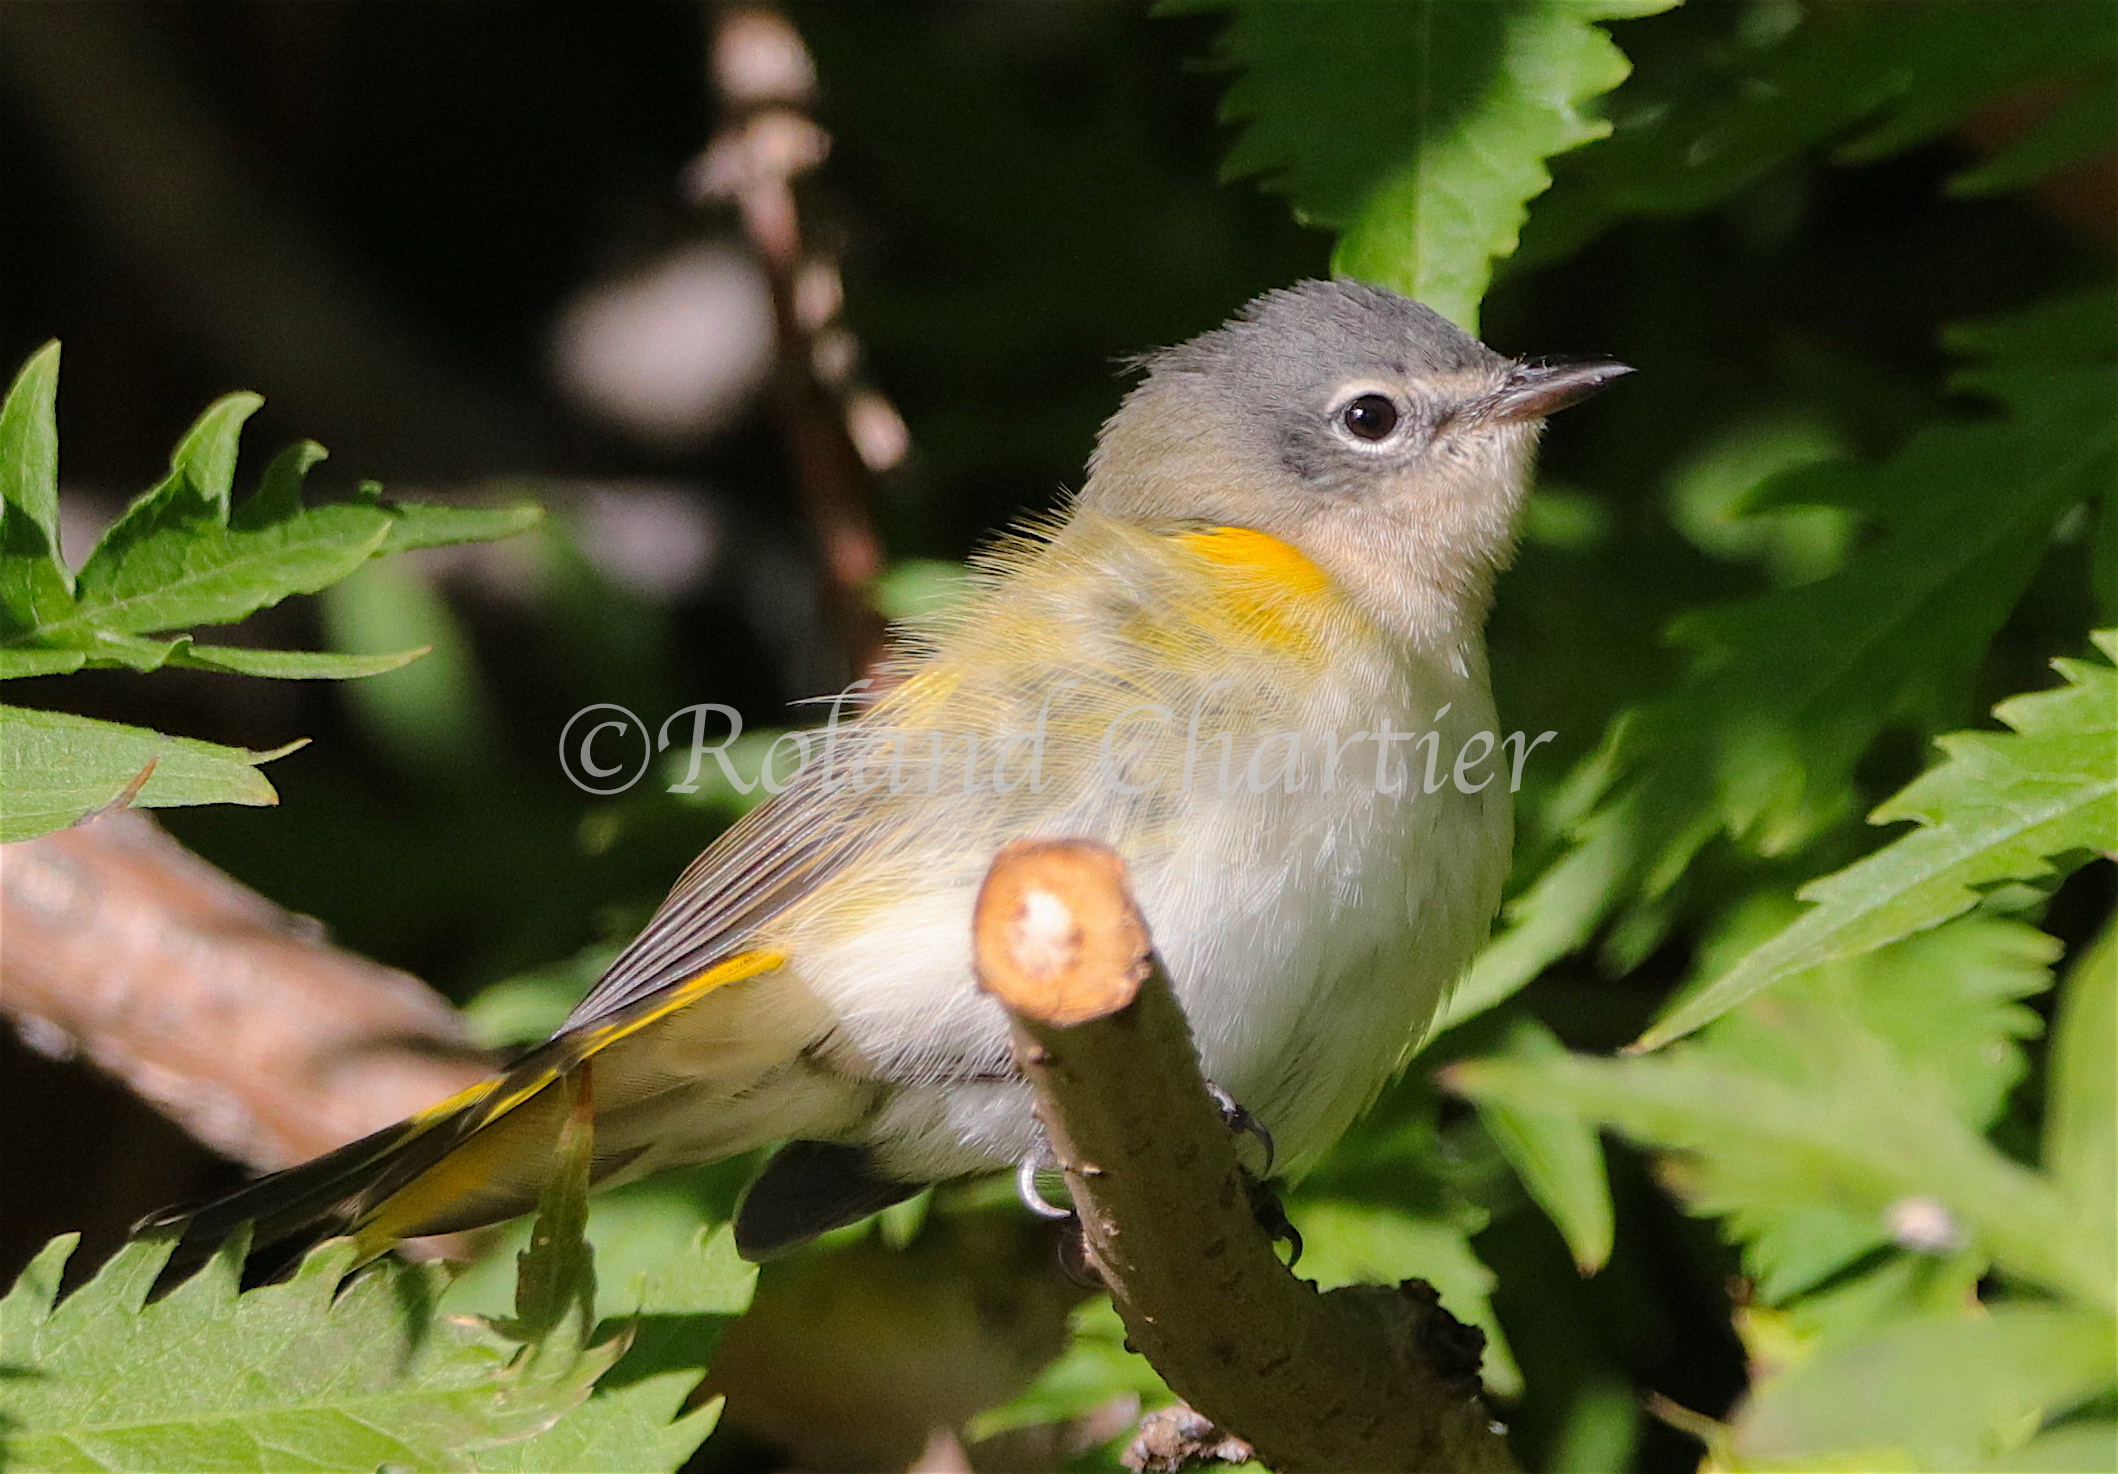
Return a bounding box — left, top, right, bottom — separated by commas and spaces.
147, 280, 1626, 1273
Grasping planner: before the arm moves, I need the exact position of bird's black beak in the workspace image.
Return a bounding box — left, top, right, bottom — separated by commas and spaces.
1480, 359, 1633, 423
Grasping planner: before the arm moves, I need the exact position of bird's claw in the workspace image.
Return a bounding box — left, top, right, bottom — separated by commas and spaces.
1205, 1080, 1276, 1177
1246, 1175, 1304, 1267
1016, 1152, 1074, 1221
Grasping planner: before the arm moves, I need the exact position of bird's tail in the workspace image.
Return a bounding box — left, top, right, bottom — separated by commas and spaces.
138, 949, 783, 1292
138, 1054, 572, 1293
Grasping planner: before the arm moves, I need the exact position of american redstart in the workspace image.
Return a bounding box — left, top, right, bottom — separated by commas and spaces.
147, 279, 1626, 1272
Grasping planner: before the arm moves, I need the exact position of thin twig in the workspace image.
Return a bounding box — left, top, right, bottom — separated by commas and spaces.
690, 2, 899, 681
973, 839, 1519, 1474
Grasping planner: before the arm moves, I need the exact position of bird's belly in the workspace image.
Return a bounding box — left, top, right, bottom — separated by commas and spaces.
789, 668, 1511, 1183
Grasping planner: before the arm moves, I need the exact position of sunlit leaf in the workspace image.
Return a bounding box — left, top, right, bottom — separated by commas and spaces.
1459, 347, 2115, 1026
0, 1235, 610, 1473
1729, 1306, 2117, 1473
1450, 916, 2098, 1308
0, 704, 294, 842
2045, 920, 2116, 1280
1457, 1019, 1613, 1275
1290, 1199, 1521, 1396
1643, 633, 2116, 1049
1184, 0, 1674, 330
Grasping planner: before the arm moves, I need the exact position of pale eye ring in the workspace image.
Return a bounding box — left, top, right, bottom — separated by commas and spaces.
1338, 393, 1401, 443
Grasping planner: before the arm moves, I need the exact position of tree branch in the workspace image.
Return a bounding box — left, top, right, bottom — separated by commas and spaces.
972, 839, 1519, 1474
0, 810, 495, 1173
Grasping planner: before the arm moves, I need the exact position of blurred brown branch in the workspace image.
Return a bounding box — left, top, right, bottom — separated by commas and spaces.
973, 839, 1519, 1474
691, 2, 900, 682
0, 811, 494, 1174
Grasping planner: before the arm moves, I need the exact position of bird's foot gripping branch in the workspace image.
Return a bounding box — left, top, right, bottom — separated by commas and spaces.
971, 838, 1518, 1474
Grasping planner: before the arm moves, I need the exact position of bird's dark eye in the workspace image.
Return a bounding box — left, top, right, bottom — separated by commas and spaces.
1340, 394, 1399, 442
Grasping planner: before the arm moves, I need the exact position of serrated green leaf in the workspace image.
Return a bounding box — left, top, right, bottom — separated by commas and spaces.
0, 343, 78, 642
469, 1369, 718, 1474
2046, 920, 2115, 1277
172, 643, 429, 679
230, 439, 329, 531
1452, 953, 2105, 1311
1183, 0, 1672, 331
470, 1225, 750, 1472
1729, 1306, 2118, 1473
1459, 1018, 1613, 1275
0, 1234, 614, 1473
0, 704, 294, 841
1290, 1199, 1521, 1396
54, 505, 394, 640
1458, 356, 2116, 1028
1518, 1, 2118, 270
1642, 633, 2117, 1050
1740, 1248, 1988, 1390
377, 501, 544, 556
83, 394, 263, 577
1465, 915, 2061, 1303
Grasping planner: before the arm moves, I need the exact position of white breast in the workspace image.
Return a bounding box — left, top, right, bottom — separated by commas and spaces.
787, 640, 1512, 1184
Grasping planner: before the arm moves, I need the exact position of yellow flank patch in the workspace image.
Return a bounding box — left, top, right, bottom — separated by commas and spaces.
1174, 526, 1338, 654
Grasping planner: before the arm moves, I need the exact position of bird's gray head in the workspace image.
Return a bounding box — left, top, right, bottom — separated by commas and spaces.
1081, 279, 1627, 645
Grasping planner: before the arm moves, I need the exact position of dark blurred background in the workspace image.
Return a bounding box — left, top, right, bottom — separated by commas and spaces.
2, 4, 2108, 1471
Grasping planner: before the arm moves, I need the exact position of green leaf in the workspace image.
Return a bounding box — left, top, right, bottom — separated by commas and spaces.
965, 1295, 1173, 1444
1950, 65, 2118, 197
1458, 354, 2116, 1028
0, 343, 78, 642
1184, 0, 1674, 331
1641, 632, 2118, 1050
0, 704, 295, 841
1455, 1019, 1613, 1274
1729, 1306, 2118, 1473
1974, 1422, 2118, 1473
1518, 0, 2118, 270
1289, 1199, 1521, 1396
473, 1226, 751, 1472
0, 341, 68, 581
491, 1072, 600, 1353
2046, 920, 2116, 1276
377, 500, 544, 556
1449, 917, 2099, 1308
0, 647, 87, 679
0, 1234, 615, 1473
84, 394, 263, 573
1456, 1043, 2097, 1306
0, 350, 540, 690
228, 439, 329, 530
1945, 285, 2118, 368
57, 504, 394, 640
171, 643, 429, 679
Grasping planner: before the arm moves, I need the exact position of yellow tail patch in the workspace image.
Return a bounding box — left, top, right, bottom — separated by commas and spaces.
351, 948, 785, 1254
